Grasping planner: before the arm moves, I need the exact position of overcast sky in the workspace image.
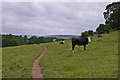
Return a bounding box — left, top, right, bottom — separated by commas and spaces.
2, 2, 113, 36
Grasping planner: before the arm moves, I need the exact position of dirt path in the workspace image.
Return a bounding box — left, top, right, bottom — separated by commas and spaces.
32, 46, 47, 79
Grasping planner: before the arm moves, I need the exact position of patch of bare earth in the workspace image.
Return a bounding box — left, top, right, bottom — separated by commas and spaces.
32, 46, 47, 80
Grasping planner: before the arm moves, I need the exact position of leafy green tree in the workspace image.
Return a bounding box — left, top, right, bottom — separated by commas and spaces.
2, 35, 19, 47
81, 30, 94, 38
96, 24, 112, 34
39, 37, 45, 43
104, 24, 112, 32
96, 24, 105, 34
23, 35, 28, 44
88, 30, 93, 36
2, 34, 63, 47
28, 36, 39, 44
81, 31, 88, 38
103, 2, 120, 30
9, 38, 19, 46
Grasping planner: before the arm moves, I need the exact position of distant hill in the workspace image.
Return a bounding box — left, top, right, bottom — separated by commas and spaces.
42, 35, 80, 39
1, 34, 80, 39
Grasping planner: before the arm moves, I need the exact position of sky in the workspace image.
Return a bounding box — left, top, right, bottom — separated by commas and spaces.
2, 2, 114, 36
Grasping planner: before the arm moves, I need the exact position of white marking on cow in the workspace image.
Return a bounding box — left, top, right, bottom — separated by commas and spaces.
53, 39, 56, 42
88, 37, 91, 43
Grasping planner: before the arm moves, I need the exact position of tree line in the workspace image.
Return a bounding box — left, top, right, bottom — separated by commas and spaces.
81, 2, 120, 37
1, 34, 62, 47
96, 2, 120, 34
81, 30, 94, 38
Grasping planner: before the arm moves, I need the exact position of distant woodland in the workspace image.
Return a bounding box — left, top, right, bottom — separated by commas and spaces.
1, 34, 62, 47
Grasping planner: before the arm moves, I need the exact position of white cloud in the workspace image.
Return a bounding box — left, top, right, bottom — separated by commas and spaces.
2, 2, 112, 35
1, 0, 119, 2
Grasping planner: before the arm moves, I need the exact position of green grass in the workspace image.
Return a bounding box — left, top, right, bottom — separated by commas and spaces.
2, 30, 118, 78
40, 30, 118, 78
2, 44, 46, 78
0, 48, 2, 79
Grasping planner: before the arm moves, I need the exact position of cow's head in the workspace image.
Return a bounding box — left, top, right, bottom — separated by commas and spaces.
88, 37, 91, 43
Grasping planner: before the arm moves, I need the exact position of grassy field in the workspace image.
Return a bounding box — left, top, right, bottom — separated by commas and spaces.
40, 30, 118, 78
2, 44, 45, 78
2, 30, 118, 78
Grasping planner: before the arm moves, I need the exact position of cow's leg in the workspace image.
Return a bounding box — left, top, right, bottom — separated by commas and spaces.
84, 44, 86, 51
72, 45, 75, 52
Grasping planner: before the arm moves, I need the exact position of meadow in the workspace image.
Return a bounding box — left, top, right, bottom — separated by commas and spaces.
2, 30, 118, 78
40, 30, 118, 78
2, 44, 45, 78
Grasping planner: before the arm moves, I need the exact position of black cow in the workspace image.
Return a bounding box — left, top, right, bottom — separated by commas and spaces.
59, 41, 64, 44
98, 35, 102, 37
107, 31, 109, 36
72, 37, 91, 52
59, 39, 65, 44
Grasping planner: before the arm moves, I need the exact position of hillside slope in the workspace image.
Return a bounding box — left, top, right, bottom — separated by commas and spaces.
2, 44, 45, 78
2, 30, 118, 78
40, 30, 118, 78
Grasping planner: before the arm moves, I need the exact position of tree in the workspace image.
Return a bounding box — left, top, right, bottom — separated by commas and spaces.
23, 35, 28, 44
2, 34, 59, 47
2, 35, 19, 47
81, 30, 94, 38
96, 24, 105, 34
96, 24, 112, 34
81, 31, 88, 38
28, 36, 39, 44
104, 24, 112, 32
88, 30, 93, 36
103, 2, 120, 30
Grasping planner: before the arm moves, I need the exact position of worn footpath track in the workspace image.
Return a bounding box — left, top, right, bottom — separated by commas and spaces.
32, 46, 47, 79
